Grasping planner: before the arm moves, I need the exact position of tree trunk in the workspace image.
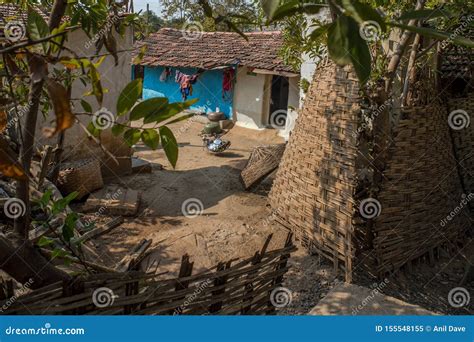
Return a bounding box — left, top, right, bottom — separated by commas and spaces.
0, 234, 71, 289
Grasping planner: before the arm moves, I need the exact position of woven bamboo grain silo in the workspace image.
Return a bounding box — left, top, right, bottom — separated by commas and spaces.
269, 61, 471, 281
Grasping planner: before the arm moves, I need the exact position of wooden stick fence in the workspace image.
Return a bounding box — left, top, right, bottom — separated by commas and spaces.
0, 233, 296, 315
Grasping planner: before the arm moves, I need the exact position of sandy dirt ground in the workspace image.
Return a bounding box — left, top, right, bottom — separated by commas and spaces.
86, 117, 292, 276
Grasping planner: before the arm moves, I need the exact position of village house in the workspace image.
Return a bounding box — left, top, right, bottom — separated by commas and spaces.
132, 28, 300, 133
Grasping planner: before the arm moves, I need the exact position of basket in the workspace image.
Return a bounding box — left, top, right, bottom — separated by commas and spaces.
56, 158, 104, 200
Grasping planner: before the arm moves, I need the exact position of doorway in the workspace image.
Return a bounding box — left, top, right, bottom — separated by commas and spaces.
269, 75, 289, 127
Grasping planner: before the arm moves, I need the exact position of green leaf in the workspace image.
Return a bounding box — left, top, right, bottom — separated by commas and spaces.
51, 248, 69, 260
143, 99, 197, 124
88, 64, 104, 106
327, 17, 352, 65
327, 15, 371, 84
141, 128, 160, 150
123, 128, 141, 146
398, 9, 452, 21
112, 124, 126, 136
166, 113, 197, 125
27, 7, 50, 53
270, 1, 325, 22
81, 99, 93, 113
52, 191, 78, 214
309, 23, 331, 41
86, 121, 100, 137
117, 79, 142, 116
37, 236, 54, 247
198, 0, 213, 17
36, 189, 53, 209
130, 97, 169, 121
342, 0, 386, 32
390, 23, 474, 48
50, 21, 69, 54
159, 126, 178, 168
261, 0, 280, 20
62, 213, 78, 242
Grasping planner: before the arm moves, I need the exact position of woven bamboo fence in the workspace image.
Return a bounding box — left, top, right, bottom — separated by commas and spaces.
447, 94, 474, 198
0, 233, 295, 315
269, 62, 471, 280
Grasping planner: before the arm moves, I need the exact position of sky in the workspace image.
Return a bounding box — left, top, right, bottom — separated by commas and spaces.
133, 0, 163, 15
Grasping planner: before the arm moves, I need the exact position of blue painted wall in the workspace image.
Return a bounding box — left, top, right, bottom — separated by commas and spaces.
141, 66, 234, 118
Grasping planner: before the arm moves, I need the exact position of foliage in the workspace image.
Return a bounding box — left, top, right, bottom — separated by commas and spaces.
262, 0, 474, 84
160, 0, 261, 31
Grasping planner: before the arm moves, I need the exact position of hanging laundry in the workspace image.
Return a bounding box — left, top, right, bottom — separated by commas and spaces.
159, 67, 171, 82
175, 70, 200, 100
222, 68, 235, 101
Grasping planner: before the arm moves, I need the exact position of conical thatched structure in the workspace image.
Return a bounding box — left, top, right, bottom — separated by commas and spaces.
269, 62, 471, 281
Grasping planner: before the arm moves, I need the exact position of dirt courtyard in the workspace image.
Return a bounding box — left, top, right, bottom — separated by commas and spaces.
87, 117, 292, 275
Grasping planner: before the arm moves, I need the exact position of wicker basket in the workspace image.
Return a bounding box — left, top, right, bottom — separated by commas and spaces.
57, 158, 104, 200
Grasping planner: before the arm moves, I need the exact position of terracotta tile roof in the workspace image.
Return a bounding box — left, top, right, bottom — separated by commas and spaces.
133, 28, 295, 73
